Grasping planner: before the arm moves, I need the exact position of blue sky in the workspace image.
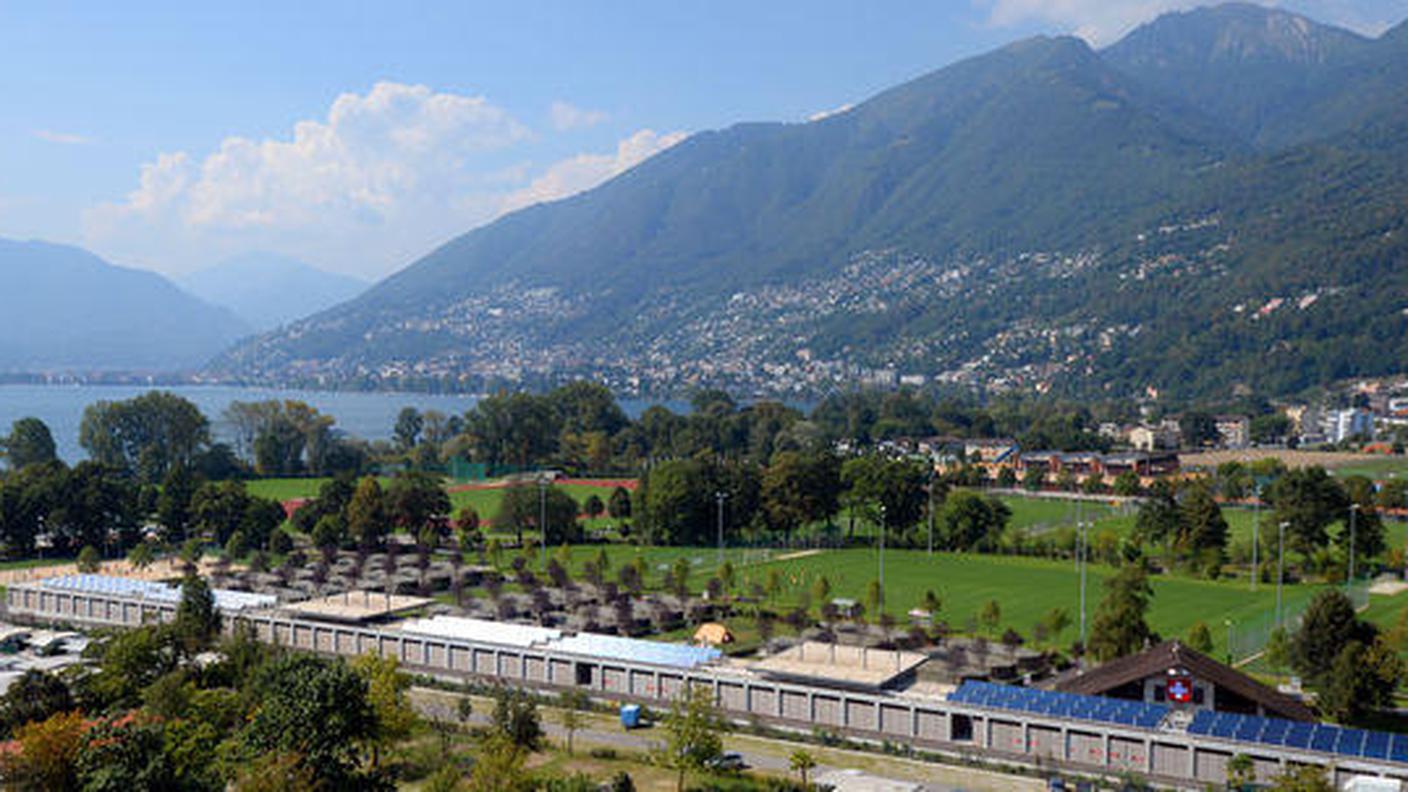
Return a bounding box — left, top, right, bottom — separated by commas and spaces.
2, 0, 1406, 280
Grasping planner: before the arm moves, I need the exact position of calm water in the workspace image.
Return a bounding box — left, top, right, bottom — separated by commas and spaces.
0, 385, 682, 462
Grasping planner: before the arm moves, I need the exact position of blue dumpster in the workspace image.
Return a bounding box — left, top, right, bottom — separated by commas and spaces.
620, 704, 642, 729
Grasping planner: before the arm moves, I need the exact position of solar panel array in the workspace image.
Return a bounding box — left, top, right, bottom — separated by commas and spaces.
1187, 710, 1408, 764
949, 681, 1168, 730
400, 616, 562, 648
551, 632, 722, 669
41, 574, 276, 612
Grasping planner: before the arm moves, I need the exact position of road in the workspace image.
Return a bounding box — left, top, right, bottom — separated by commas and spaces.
409, 687, 1043, 792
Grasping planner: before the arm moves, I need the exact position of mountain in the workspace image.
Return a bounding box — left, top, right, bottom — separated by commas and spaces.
1103, 3, 1372, 147
0, 239, 251, 371
178, 253, 366, 332
213, 3, 1408, 401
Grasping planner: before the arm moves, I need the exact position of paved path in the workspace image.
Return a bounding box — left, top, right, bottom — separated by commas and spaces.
409, 688, 1041, 792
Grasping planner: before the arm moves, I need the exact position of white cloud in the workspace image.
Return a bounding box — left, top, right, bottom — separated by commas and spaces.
33, 129, 93, 145
85, 81, 687, 279
807, 103, 854, 122
501, 129, 688, 213
550, 100, 609, 131
977, 0, 1408, 44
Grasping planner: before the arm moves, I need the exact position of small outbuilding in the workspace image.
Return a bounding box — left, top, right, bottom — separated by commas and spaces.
693, 622, 735, 645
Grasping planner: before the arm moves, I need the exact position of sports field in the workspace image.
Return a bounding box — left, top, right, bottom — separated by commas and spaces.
537, 544, 1321, 658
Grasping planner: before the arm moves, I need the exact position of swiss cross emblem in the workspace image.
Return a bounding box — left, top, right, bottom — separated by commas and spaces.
1168, 677, 1193, 703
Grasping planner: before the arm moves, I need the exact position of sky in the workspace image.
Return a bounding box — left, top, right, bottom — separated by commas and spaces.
2, 0, 1406, 282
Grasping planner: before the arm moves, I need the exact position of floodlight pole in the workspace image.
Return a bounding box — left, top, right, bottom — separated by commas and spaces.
1348, 503, 1360, 589
537, 475, 549, 571
927, 471, 936, 556
1078, 521, 1088, 648
1276, 521, 1288, 629
1251, 483, 1260, 592
878, 503, 886, 602
715, 490, 728, 567
1224, 618, 1234, 665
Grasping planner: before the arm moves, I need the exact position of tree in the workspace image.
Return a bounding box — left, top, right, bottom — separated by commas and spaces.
243, 655, 376, 787
173, 573, 222, 655
1320, 638, 1404, 723
1112, 470, 1141, 497
75, 711, 175, 791
761, 451, 841, 536
1186, 621, 1213, 654
940, 491, 1011, 552
608, 486, 632, 519
979, 599, 1002, 636
1179, 481, 1228, 556
346, 476, 388, 550
7, 710, 89, 791
79, 391, 210, 483
1087, 564, 1154, 662
386, 471, 451, 537
466, 734, 532, 792
789, 748, 817, 788
156, 465, 202, 543
2, 417, 56, 470
1022, 465, 1045, 492
1265, 466, 1349, 557
1266, 764, 1333, 791
559, 690, 588, 755
497, 484, 581, 547
583, 494, 605, 521
1134, 480, 1181, 548
491, 686, 544, 751
659, 685, 723, 791
0, 670, 72, 737
352, 652, 416, 767
1291, 589, 1375, 685
1179, 412, 1219, 448
1226, 754, 1256, 790
394, 407, 424, 452
76, 544, 102, 573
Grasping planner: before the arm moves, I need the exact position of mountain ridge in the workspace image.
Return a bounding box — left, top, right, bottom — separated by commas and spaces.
210, 3, 1408, 401
0, 239, 251, 372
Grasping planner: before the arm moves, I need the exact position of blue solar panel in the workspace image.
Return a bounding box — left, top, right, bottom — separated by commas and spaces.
1310, 725, 1339, 753
1234, 717, 1263, 741
948, 682, 1167, 732
1365, 731, 1392, 760
1336, 728, 1367, 757
1211, 717, 1238, 738
1391, 734, 1408, 764
1285, 723, 1314, 749
1261, 719, 1289, 745
1187, 710, 1215, 735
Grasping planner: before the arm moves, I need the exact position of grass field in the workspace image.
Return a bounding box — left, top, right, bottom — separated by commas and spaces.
529, 544, 1322, 658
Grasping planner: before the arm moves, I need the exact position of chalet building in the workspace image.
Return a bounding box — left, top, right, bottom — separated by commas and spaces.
1054, 641, 1314, 722
1215, 415, 1252, 449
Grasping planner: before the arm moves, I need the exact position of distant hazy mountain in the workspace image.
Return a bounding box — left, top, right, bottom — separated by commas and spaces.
178, 253, 366, 331
212, 3, 1408, 401
0, 239, 250, 371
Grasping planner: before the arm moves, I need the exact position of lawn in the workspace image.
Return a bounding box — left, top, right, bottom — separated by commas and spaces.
995, 493, 1118, 532
527, 544, 1322, 659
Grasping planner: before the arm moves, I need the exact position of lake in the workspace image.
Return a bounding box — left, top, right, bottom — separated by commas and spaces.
0, 384, 685, 462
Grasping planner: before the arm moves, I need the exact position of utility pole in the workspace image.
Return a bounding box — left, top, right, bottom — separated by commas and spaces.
537, 474, 549, 571
715, 490, 728, 567
1224, 618, 1235, 665
1277, 521, 1289, 629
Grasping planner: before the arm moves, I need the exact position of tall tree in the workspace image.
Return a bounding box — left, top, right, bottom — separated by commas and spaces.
659, 685, 723, 792
2, 417, 57, 470
393, 407, 424, 452
1266, 466, 1349, 557
346, 476, 389, 550
79, 391, 210, 483
243, 655, 376, 787
1291, 589, 1376, 685
1087, 564, 1155, 662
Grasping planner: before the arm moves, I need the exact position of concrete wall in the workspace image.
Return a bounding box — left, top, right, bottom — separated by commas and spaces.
12, 584, 1408, 791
